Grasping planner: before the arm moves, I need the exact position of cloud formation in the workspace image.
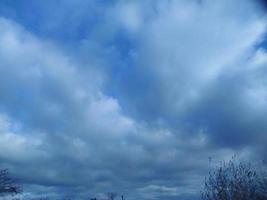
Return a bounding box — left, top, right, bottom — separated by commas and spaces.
0, 1, 267, 200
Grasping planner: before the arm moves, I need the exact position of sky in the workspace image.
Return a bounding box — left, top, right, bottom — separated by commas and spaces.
0, 0, 267, 200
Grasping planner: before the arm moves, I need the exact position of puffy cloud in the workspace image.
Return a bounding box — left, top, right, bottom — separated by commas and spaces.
0, 1, 267, 200
0, 16, 195, 199
0, 16, 134, 193
113, 0, 266, 121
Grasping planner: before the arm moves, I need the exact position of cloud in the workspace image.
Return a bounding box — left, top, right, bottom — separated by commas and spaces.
0, 1, 267, 200
0, 16, 136, 193
0, 16, 196, 199
113, 0, 266, 121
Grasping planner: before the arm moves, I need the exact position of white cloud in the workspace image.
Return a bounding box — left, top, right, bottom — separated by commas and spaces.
0, 1, 267, 199
0, 114, 45, 162
116, 1, 143, 33
134, 0, 266, 114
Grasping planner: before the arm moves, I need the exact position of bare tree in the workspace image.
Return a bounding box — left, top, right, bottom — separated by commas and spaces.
0, 169, 22, 196
107, 192, 117, 200
201, 159, 267, 200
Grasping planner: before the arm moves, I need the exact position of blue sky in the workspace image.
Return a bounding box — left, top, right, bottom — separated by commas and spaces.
0, 0, 267, 200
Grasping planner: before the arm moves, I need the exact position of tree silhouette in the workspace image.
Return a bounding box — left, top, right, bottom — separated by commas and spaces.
201, 159, 267, 200
107, 192, 118, 200
0, 169, 22, 196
